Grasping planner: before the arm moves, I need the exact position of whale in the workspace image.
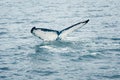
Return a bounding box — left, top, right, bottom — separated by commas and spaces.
31, 19, 89, 41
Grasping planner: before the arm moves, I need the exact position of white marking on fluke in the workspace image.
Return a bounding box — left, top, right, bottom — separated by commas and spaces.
31, 19, 89, 41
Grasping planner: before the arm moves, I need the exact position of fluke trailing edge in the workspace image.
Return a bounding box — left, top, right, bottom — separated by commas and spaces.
31, 19, 89, 41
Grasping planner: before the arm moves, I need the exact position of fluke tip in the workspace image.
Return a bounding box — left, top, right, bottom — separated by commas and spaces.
85, 19, 89, 23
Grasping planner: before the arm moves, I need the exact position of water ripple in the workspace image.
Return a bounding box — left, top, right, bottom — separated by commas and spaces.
0, 32, 7, 35
27, 70, 58, 76
102, 75, 120, 79
0, 67, 10, 71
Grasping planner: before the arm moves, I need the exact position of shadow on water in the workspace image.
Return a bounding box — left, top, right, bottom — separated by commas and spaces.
28, 40, 82, 62
38, 40, 75, 47
34, 40, 75, 54
34, 40, 85, 54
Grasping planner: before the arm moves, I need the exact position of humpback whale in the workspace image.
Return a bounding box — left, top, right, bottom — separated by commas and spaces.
31, 19, 89, 41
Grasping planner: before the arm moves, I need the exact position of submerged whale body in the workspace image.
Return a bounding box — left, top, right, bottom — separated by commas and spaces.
31, 19, 89, 41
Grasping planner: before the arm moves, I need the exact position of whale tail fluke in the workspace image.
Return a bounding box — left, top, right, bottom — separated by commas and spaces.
31, 19, 89, 41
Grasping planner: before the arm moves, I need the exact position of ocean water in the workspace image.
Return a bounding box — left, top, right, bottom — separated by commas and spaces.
0, 0, 120, 80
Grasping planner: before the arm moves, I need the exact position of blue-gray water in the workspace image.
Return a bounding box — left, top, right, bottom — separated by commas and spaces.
0, 0, 120, 80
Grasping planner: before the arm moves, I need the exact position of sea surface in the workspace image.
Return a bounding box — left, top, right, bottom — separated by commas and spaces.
0, 0, 120, 80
